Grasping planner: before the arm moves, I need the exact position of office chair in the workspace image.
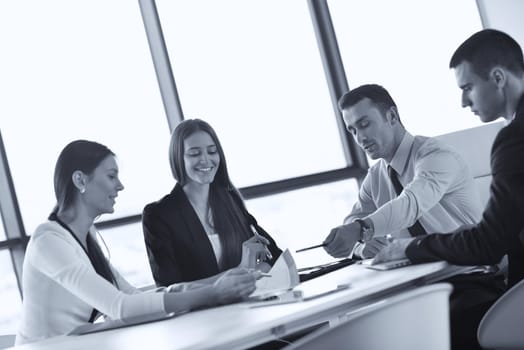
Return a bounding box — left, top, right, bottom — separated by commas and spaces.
478, 278, 524, 349
0, 335, 15, 349
282, 283, 453, 350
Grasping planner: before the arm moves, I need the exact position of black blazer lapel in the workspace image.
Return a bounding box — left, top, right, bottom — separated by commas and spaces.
171, 184, 220, 275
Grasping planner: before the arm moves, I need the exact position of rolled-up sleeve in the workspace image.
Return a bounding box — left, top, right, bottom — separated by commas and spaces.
343, 171, 377, 225
367, 146, 463, 235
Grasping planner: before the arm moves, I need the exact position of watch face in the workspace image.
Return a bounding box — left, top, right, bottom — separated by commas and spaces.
356, 219, 374, 241
362, 227, 374, 242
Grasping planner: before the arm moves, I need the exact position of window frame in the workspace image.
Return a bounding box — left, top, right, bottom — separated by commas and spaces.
0, 0, 484, 301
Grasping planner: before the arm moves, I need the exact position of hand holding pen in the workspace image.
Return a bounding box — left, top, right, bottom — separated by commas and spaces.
296, 243, 327, 253
296, 222, 382, 257
296, 233, 395, 257
239, 225, 273, 269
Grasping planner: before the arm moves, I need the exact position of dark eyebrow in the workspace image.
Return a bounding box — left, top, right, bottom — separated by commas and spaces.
186, 145, 216, 153
349, 115, 368, 127
186, 147, 202, 151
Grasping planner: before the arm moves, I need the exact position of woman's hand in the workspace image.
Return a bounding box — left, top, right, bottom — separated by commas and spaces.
239, 235, 272, 269
212, 268, 258, 304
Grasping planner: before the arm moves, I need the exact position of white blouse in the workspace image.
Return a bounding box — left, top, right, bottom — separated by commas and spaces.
16, 221, 165, 345
207, 233, 223, 265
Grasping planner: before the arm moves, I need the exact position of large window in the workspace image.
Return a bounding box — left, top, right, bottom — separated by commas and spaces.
329, 0, 484, 136
0, 2, 493, 334
156, 0, 348, 188
98, 223, 155, 288
246, 179, 359, 268
0, 251, 22, 334
0, 0, 173, 237
0, 220, 5, 241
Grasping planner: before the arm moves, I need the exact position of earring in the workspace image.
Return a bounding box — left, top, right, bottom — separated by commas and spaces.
80, 188, 86, 194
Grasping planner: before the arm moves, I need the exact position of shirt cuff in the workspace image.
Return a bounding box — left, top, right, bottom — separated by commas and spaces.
405, 236, 430, 263
350, 241, 365, 259
364, 214, 385, 236
166, 283, 188, 293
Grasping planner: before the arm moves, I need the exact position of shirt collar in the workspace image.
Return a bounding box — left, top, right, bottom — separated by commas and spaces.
505, 112, 516, 126
388, 131, 414, 176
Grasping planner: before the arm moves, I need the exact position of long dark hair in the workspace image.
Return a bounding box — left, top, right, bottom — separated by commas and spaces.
49, 140, 116, 285
170, 119, 251, 269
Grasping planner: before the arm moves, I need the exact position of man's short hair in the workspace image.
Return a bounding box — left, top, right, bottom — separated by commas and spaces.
449, 29, 524, 79
338, 84, 397, 116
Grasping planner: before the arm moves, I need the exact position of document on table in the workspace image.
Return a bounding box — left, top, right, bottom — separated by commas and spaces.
250, 248, 300, 299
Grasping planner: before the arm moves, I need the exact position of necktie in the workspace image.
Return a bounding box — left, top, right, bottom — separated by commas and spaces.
387, 165, 427, 237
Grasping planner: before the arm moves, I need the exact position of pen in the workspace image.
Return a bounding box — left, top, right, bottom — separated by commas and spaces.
250, 224, 273, 260
259, 272, 272, 278
295, 243, 326, 253
250, 224, 262, 238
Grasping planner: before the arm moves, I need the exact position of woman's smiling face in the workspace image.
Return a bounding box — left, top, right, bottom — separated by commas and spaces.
183, 130, 220, 186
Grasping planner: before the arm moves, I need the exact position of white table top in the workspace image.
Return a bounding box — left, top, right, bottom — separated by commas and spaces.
9, 261, 465, 350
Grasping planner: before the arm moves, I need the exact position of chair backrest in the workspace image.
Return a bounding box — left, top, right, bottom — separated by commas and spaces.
0, 335, 15, 350
435, 122, 504, 207
283, 283, 453, 350
477, 277, 524, 349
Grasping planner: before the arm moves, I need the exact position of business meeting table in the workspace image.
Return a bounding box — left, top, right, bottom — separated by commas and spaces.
8, 260, 474, 350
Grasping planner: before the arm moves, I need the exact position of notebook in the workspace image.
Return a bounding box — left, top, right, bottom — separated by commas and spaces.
250, 249, 300, 299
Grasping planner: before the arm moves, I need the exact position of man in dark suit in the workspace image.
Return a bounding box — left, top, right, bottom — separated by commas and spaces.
374, 29, 524, 350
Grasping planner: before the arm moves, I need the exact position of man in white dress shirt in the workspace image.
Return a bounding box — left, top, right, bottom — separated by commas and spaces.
323, 83, 483, 259
323, 84, 505, 350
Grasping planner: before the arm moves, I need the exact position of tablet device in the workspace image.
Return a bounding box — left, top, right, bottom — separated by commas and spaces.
366, 258, 412, 271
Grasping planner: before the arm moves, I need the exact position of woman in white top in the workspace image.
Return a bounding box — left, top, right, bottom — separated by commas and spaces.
16, 140, 258, 344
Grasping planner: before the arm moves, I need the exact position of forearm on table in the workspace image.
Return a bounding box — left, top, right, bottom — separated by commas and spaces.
163, 285, 217, 314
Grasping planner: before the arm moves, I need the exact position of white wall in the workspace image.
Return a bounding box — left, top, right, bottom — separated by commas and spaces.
477, 0, 524, 47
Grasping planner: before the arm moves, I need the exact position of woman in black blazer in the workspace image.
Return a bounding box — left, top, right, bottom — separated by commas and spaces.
143, 119, 282, 287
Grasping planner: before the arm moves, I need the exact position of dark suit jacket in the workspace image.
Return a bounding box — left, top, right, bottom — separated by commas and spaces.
407, 94, 524, 288
142, 183, 282, 287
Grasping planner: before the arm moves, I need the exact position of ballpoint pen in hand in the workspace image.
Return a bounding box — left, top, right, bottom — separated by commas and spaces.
295, 243, 327, 253
250, 224, 273, 260
250, 224, 262, 239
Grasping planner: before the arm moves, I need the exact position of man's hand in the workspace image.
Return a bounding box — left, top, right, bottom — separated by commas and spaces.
372, 238, 415, 264
361, 236, 390, 259
323, 222, 361, 258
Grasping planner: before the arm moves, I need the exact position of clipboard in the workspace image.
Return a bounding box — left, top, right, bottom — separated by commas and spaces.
298, 258, 355, 282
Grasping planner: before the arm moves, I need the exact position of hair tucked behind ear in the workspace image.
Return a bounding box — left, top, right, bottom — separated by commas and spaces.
49, 140, 117, 289
51, 140, 115, 217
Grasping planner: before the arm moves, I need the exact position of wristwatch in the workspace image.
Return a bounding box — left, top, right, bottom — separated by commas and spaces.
354, 218, 374, 242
